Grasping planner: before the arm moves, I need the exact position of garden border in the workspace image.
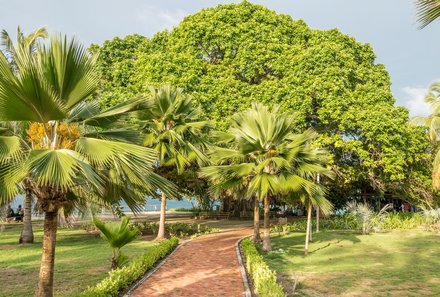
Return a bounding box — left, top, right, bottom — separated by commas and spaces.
236, 235, 253, 297
122, 239, 190, 297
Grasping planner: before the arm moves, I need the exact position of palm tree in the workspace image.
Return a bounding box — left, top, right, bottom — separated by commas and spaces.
200, 103, 333, 252
138, 85, 211, 240
415, 0, 440, 29
93, 216, 141, 269
288, 189, 333, 256
0, 33, 174, 297
411, 82, 440, 189
1, 26, 48, 244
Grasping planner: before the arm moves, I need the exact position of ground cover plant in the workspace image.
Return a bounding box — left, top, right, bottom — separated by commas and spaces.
263, 230, 440, 296
79, 237, 178, 297
0, 224, 155, 297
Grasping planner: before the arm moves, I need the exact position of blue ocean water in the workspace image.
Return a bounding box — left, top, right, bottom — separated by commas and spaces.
11, 195, 198, 212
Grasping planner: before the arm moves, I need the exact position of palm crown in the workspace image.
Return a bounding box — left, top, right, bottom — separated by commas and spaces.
0, 35, 174, 212
140, 85, 211, 173
200, 102, 333, 212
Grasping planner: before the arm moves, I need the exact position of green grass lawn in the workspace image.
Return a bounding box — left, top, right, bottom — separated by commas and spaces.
0, 223, 155, 297
263, 230, 440, 296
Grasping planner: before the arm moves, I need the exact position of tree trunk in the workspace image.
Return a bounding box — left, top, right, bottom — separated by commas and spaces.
262, 194, 271, 252
36, 211, 58, 297
156, 192, 167, 240
316, 206, 320, 233
253, 195, 261, 243
111, 249, 118, 270
20, 188, 34, 244
304, 199, 312, 256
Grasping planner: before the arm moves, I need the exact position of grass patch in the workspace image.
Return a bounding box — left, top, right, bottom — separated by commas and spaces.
0, 223, 155, 297
263, 230, 440, 296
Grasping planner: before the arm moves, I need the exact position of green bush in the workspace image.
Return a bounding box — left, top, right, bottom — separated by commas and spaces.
380, 212, 429, 230
241, 238, 286, 297
130, 221, 216, 238
271, 212, 435, 235
79, 237, 179, 297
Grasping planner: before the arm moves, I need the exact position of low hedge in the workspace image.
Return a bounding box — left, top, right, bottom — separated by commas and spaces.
79, 237, 179, 297
241, 238, 286, 297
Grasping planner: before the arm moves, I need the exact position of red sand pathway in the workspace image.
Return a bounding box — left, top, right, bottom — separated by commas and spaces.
130, 228, 252, 297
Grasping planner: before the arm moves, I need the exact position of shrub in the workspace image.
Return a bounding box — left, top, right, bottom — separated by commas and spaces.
380, 212, 429, 230
241, 238, 286, 297
94, 216, 141, 269
130, 221, 217, 238
79, 237, 179, 297
346, 202, 392, 234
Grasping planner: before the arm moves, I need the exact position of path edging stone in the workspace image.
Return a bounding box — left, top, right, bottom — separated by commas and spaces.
236, 235, 253, 297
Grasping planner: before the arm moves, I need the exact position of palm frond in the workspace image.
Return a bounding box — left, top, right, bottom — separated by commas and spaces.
416, 0, 440, 29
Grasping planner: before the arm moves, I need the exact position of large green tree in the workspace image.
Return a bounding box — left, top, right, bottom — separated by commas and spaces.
200, 103, 333, 252
0, 34, 174, 297
92, 1, 435, 207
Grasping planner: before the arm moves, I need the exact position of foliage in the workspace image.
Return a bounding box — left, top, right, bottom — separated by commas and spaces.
0, 31, 178, 296
93, 217, 142, 269
411, 81, 440, 190
271, 212, 436, 234
92, 1, 434, 206
415, 0, 440, 29
346, 202, 392, 234
380, 212, 429, 230
169, 207, 201, 212
422, 207, 440, 224
241, 238, 286, 297
79, 237, 178, 297
139, 84, 211, 174
200, 103, 333, 208
133, 84, 211, 239
271, 215, 360, 234
129, 221, 217, 238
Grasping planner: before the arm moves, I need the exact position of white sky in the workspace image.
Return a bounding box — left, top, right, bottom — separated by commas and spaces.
1, 0, 438, 116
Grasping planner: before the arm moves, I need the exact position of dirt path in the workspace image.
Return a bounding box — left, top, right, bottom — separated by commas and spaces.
130, 228, 252, 297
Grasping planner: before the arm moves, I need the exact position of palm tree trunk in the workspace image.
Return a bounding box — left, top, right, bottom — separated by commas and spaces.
19, 188, 34, 244
253, 195, 261, 243
304, 199, 312, 256
316, 206, 320, 233
36, 210, 58, 297
262, 194, 271, 252
156, 192, 167, 240
111, 249, 118, 270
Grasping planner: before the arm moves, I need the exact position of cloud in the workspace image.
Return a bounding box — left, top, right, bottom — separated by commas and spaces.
402, 86, 431, 117
137, 7, 188, 34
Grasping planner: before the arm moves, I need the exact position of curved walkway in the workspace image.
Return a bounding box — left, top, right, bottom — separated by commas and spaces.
130, 228, 252, 297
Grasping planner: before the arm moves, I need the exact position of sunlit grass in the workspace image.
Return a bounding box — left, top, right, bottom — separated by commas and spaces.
263, 230, 440, 296
0, 223, 155, 297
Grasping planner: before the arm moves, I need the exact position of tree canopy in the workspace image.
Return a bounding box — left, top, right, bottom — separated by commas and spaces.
92, 1, 436, 206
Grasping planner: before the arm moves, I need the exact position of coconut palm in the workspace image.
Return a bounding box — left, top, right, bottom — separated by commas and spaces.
93, 216, 141, 269
285, 185, 333, 255
200, 103, 333, 252
137, 85, 211, 240
415, 0, 440, 29
0, 34, 175, 297
1, 27, 48, 244
411, 82, 440, 189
